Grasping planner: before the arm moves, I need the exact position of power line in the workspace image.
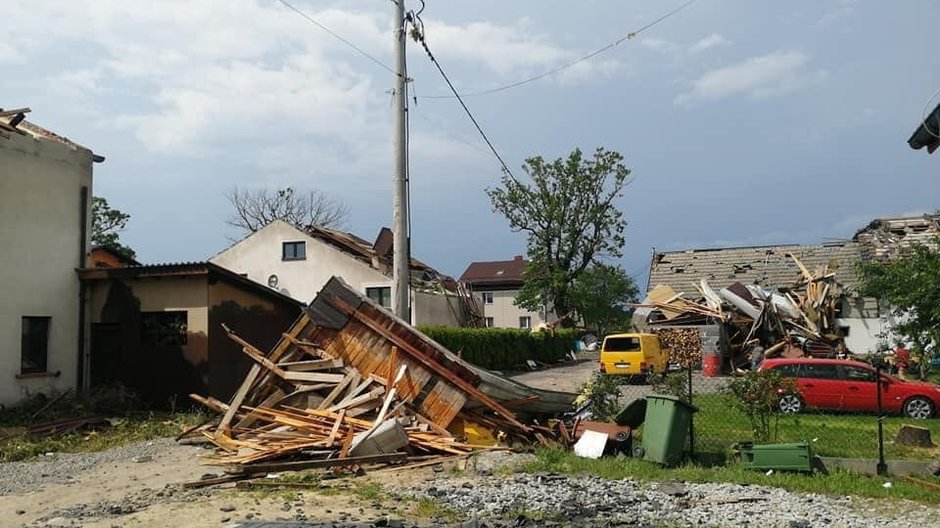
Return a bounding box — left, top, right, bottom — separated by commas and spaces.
410, 15, 518, 181
274, 0, 399, 77
420, 0, 699, 100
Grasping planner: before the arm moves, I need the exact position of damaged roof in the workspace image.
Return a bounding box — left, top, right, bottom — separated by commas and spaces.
648, 242, 863, 295
0, 107, 104, 162
853, 213, 940, 262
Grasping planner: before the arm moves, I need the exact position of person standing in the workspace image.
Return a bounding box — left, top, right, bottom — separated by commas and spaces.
895, 344, 911, 379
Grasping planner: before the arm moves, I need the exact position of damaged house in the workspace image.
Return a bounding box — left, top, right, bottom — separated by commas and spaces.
0, 108, 102, 406
211, 220, 476, 327
640, 213, 940, 373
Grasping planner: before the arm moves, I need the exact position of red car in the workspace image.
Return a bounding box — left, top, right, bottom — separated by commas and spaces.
758, 358, 940, 419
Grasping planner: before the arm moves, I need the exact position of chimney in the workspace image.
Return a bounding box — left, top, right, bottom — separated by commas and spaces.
513, 255, 523, 261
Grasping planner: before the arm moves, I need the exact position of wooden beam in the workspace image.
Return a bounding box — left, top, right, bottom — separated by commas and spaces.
218, 315, 309, 433
317, 371, 358, 410
235, 452, 407, 474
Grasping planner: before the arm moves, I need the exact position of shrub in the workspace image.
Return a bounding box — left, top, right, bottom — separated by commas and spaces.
722, 369, 798, 442
418, 326, 577, 370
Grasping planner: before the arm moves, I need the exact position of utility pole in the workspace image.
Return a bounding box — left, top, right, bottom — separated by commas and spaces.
392, 0, 410, 321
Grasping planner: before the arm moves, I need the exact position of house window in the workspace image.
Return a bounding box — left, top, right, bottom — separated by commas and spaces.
141, 311, 188, 346
282, 241, 306, 261
484, 317, 494, 328
519, 316, 531, 329
21, 316, 50, 374
481, 292, 494, 304
366, 286, 392, 309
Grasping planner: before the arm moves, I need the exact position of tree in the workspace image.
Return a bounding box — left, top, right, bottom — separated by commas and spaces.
226, 187, 349, 234
857, 239, 940, 377
487, 147, 630, 321
91, 196, 136, 260
569, 263, 638, 336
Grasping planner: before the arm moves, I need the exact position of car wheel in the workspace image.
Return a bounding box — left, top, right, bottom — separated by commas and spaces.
902, 397, 935, 419
778, 394, 803, 414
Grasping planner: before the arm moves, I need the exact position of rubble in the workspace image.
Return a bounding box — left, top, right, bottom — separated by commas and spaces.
183, 276, 576, 483
636, 253, 850, 373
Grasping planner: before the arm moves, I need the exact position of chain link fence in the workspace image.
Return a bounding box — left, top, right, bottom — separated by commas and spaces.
612, 366, 940, 465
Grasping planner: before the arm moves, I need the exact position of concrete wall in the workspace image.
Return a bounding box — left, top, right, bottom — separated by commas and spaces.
0, 131, 93, 405
478, 288, 545, 329
211, 220, 391, 304
414, 291, 463, 327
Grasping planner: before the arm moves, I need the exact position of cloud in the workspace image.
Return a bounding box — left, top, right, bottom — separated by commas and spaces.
817, 0, 859, 27
674, 51, 827, 106
640, 38, 680, 55
688, 33, 731, 54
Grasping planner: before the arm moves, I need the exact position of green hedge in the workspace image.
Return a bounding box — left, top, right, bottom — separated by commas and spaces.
417, 326, 578, 370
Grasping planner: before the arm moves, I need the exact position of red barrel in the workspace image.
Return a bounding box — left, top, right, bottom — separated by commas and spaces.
703, 354, 720, 377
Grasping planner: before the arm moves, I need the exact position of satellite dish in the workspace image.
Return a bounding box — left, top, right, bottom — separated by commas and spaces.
267, 274, 279, 288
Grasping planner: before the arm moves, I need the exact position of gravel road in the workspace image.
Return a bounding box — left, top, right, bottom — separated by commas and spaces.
400, 471, 940, 528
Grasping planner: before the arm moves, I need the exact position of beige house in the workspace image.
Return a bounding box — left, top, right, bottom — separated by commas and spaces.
0, 109, 102, 405
210, 220, 471, 326
459, 256, 546, 329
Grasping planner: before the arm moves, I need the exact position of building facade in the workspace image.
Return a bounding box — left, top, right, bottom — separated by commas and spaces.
459, 256, 546, 329
210, 220, 469, 326
0, 111, 100, 405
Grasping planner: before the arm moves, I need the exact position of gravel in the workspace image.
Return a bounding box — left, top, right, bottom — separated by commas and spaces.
398, 473, 940, 528
0, 437, 175, 496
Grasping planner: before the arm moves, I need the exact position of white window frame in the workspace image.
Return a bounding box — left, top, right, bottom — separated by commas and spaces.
519, 316, 531, 329
481, 292, 494, 305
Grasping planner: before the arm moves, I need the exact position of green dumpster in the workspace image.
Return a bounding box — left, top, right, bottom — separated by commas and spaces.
737, 442, 814, 473
638, 394, 698, 466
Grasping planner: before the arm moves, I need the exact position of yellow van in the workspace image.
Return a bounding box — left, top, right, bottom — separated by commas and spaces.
599, 333, 668, 377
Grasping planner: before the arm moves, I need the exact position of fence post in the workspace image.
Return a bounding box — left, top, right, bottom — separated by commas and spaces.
687, 363, 695, 460
876, 361, 887, 476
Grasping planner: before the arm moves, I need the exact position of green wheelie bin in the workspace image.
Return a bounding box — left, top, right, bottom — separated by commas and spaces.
637, 394, 698, 466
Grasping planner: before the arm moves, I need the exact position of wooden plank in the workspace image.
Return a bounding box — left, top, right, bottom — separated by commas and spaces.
387, 346, 399, 383
238, 452, 406, 474
278, 358, 344, 371
282, 371, 346, 384
219, 315, 309, 433
182, 472, 266, 489
328, 387, 385, 412
327, 410, 346, 446
317, 371, 358, 410
330, 297, 529, 432
375, 364, 407, 424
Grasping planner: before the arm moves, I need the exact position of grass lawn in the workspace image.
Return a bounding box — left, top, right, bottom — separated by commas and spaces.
519, 447, 940, 504
682, 394, 940, 460
0, 387, 207, 463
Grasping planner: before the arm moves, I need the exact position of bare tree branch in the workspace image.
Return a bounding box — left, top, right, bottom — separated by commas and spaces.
226, 186, 350, 234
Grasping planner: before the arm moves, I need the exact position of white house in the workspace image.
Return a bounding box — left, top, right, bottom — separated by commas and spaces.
459, 256, 546, 329
0, 109, 102, 405
210, 220, 470, 326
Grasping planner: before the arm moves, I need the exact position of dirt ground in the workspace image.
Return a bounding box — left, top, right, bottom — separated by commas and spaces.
0, 355, 721, 528
0, 437, 437, 528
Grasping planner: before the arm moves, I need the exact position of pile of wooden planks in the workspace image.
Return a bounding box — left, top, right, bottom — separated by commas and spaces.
187, 318, 510, 470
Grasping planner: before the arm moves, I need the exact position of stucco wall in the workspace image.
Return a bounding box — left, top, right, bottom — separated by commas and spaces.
210, 220, 391, 304
479, 289, 545, 328
0, 132, 93, 405
86, 276, 209, 403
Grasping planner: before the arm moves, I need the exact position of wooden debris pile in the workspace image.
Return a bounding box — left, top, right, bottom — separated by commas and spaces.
656, 328, 703, 368
639, 254, 850, 372
183, 277, 575, 482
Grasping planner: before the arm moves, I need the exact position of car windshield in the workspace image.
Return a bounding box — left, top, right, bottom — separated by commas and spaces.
604, 337, 641, 352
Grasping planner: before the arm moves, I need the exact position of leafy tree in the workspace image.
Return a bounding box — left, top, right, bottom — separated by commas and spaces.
857, 239, 940, 376
487, 147, 630, 321
226, 186, 349, 234
569, 262, 638, 336
91, 196, 136, 260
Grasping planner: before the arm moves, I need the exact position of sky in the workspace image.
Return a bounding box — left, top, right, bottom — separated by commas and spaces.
4, 0, 939, 286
